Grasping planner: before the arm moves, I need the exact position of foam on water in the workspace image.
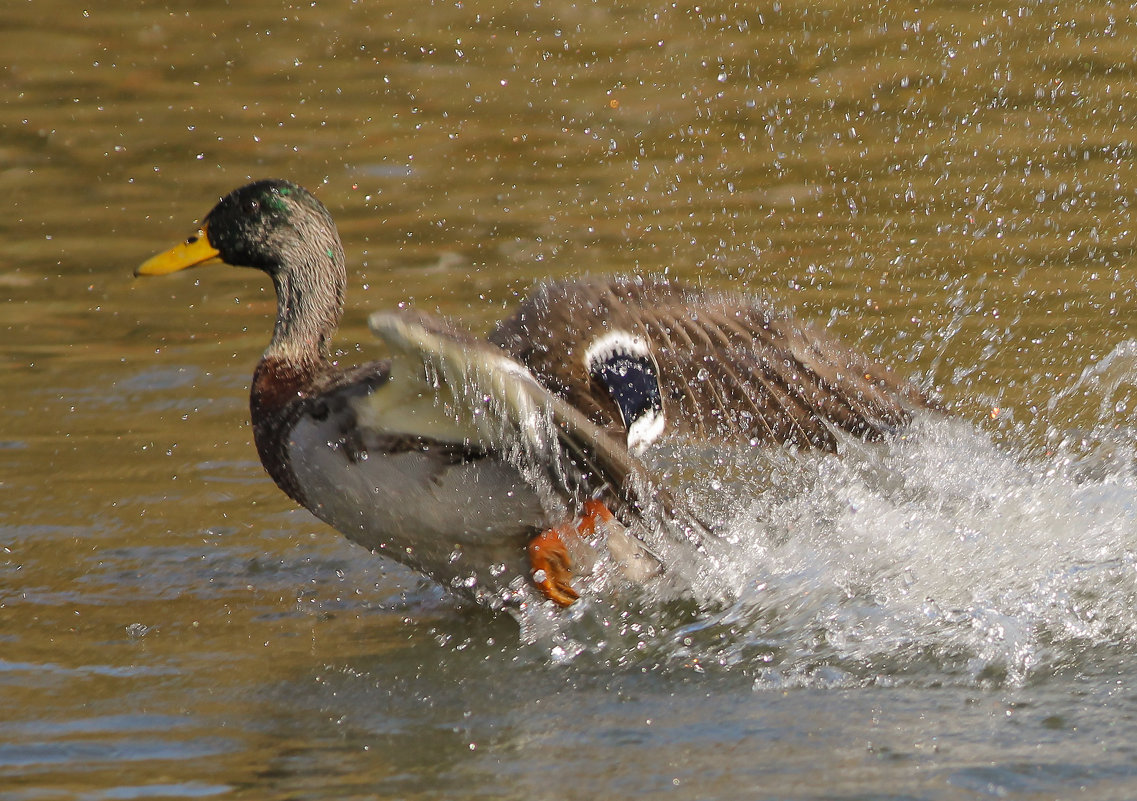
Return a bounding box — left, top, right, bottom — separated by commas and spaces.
516, 342, 1137, 688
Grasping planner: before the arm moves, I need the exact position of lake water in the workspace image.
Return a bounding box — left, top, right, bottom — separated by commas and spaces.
6, 0, 1137, 798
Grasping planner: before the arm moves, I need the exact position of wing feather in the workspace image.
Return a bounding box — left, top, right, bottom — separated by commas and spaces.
489, 277, 931, 451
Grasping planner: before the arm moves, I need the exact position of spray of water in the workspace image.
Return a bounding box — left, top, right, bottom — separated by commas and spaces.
514, 343, 1137, 687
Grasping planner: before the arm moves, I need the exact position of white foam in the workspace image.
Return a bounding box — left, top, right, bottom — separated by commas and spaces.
517, 403, 1137, 687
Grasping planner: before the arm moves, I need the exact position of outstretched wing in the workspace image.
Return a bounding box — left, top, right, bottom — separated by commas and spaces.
489, 277, 932, 452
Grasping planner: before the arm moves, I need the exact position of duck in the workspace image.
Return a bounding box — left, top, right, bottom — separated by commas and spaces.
135, 179, 931, 611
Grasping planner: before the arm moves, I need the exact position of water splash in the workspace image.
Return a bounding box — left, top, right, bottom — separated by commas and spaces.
517, 406, 1137, 688
1048, 338, 1137, 423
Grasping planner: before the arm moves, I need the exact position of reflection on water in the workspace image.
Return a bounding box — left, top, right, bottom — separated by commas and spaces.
6, 0, 1137, 798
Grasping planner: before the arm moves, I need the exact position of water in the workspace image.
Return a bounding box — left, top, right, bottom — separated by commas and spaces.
6, 0, 1137, 797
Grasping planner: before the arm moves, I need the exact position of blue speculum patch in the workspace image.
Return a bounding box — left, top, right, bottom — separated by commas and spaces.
589, 350, 663, 432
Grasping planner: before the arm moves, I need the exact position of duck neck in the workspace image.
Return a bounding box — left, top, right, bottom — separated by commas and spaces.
263, 241, 347, 368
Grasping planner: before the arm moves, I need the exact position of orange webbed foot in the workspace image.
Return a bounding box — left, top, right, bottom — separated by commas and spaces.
528, 524, 580, 607
528, 501, 618, 607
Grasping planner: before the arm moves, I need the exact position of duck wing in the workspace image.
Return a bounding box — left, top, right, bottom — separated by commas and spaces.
489, 276, 931, 452
367, 309, 716, 562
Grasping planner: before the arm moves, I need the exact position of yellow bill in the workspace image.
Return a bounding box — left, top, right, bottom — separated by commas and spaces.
135, 226, 220, 276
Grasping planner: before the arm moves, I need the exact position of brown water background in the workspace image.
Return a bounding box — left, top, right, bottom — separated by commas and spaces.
6, 1, 1137, 798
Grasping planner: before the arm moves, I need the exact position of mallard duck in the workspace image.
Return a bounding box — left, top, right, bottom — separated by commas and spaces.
135, 179, 930, 610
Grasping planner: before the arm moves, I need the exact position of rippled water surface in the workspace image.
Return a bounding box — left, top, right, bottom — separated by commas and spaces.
7, 1, 1137, 798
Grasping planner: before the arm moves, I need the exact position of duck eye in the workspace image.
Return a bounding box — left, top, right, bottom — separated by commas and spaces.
243, 198, 260, 215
